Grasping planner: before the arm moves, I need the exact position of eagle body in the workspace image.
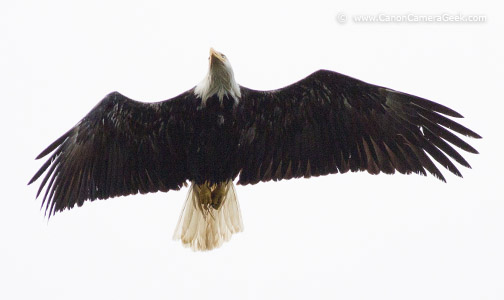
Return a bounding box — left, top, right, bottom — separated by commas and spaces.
29, 49, 481, 251
186, 94, 241, 185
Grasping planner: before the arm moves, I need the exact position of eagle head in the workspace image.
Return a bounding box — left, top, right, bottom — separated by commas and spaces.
195, 48, 241, 106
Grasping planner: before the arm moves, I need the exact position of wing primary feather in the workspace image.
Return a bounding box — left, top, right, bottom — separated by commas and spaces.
420, 137, 462, 177
36, 154, 63, 198
407, 143, 446, 182
423, 129, 471, 168
76, 157, 91, 206
64, 164, 81, 209
44, 173, 60, 216
416, 108, 481, 138
40, 162, 60, 211
35, 129, 72, 160
394, 92, 464, 118
29, 156, 53, 186
420, 119, 479, 154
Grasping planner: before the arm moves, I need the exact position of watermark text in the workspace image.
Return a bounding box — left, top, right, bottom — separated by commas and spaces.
336, 13, 487, 24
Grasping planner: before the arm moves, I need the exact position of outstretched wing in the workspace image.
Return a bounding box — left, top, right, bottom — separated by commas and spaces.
236, 70, 481, 185
29, 90, 198, 216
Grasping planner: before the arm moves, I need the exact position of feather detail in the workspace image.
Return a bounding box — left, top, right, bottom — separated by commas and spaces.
173, 181, 243, 251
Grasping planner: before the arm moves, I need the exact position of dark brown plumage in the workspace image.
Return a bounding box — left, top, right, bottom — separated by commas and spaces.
236, 70, 480, 184
29, 69, 481, 218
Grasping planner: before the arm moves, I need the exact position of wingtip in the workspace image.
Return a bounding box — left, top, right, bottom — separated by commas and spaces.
448, 110, 464, 119
27, 177, 36, 186
398, 92, 465, 118
35, 129, 72, 160
473, 133, 483, 139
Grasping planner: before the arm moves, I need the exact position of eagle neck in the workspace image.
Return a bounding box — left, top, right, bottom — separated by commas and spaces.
195, 69, 241, 107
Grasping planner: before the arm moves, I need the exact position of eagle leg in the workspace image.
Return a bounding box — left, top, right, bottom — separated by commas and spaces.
195, 183, 213, 213
211, 182, 227, 210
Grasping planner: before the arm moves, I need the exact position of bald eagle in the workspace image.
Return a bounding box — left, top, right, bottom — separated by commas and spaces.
29, 48, 480, 251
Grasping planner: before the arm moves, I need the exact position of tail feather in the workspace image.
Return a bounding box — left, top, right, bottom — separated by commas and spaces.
173, 180, 243, 251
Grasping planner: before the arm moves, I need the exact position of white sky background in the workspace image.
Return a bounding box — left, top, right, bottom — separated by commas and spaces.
1, 0, 503, 299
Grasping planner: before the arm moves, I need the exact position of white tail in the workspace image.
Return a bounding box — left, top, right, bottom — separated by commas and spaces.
173, 180, 244, 251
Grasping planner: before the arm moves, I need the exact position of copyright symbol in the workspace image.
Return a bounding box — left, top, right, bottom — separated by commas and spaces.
336, 12, 347, 24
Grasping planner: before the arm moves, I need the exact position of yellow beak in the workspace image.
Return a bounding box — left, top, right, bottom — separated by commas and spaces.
210, 48, 225, 63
